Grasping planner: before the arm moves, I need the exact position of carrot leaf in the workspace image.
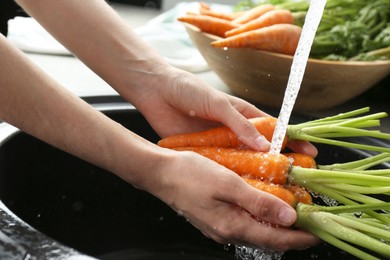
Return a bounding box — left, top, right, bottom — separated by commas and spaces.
287, 107, 390, 153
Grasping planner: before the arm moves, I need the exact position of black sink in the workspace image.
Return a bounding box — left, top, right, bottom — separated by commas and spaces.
0, 101, 388, 260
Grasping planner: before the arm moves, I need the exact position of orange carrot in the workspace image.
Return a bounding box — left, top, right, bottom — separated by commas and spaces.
232, 4, 275, 24
284, 153, 317, 169
243, 177, 297, 206
211, 23, 302, 55
177, 14, 237, 38
287, 184, 313, 205
157, 116, 287, 150
199, 2, 241, 21
173, 147, 291, 185
225, 9, 294, 37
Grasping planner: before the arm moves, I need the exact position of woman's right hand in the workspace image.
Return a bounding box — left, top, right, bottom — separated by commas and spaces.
142, 148, 319, 252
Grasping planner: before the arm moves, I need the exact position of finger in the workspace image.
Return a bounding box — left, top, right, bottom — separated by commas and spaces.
214, 101, 271, 151
287, 140, 318, 158
236, 218, 320, 252
206, 199, 319, 252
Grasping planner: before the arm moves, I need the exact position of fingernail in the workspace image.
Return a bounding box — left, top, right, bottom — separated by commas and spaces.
278, 207, 296, 226
255, 135, 270, 151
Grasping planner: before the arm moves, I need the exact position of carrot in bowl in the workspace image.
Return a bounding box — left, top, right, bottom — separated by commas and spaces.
177, 14, 237, 38
199, 2, 241, 21
211, 23, 302, 55
173, 146, 291, 185
157, 116, 287, 150
225, 9, 294, 37
232, 4, 275, 24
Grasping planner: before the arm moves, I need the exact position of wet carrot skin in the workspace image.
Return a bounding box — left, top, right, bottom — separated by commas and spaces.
243, 177, 298, 207
173, 146, 291, 185
287, 184, 313, 205
284, 153, 317, 169
157, 116, 287, 150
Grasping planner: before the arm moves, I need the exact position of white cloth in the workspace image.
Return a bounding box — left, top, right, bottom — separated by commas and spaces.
7, 17, 71, 55
134, 2, 232, 72
134, 2, 208, 72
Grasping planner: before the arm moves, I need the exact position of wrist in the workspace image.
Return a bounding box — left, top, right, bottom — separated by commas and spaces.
109, 130, 176, 196
117, 61, 179, 105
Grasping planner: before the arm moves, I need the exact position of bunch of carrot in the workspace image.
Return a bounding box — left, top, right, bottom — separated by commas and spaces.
158, 107, 390, 259
177, 2, 302, 55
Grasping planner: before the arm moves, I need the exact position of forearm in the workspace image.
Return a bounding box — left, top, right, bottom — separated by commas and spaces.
0, 34, 168, 189
15, 0, 171, 103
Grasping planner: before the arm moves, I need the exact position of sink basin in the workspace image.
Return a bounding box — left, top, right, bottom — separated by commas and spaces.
0, 101, 388, 259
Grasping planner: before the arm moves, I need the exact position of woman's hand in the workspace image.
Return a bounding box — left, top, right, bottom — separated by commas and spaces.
128, 67, 318, 157
145, 149, 319, 252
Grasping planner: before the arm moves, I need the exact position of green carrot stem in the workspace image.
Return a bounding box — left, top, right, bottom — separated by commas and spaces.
286, 107, 390, 152
321, 212, 390, 241
290, 167, 390, 186
334, 194, 389, 224
302, 126, 390, 139
294, 182, 389, 223
289, 134, 390, 153
339, 191, 387, 205
326, 183, 390, 194
295, 203, 383, 260
318, 153, 390, 171
323, 183, 390, 194
290, 109, 376, 129
340, 214, 390, 229
297, 203, 390, 216
309, 212, 390, 258
300, 182, 353, 205
337, 113, 388, 127
299, 107, 371, 124
302, 226, 380, 260
346, 169, 390, 176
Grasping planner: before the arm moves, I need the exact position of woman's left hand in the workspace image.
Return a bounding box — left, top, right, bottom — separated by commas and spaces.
129, 67, 318, 157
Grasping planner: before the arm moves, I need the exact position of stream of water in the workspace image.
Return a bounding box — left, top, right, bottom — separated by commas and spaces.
269, 0, 327, 155
236, 1, 327, 259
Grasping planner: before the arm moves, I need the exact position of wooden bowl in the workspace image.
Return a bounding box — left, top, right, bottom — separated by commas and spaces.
185, 24, 390, 112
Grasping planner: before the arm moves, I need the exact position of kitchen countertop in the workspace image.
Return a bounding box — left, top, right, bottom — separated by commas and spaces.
22, 3, 390, 132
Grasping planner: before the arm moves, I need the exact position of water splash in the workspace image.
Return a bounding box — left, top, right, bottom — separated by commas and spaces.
269, 0, 327, 155
235, 245, 283, 260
